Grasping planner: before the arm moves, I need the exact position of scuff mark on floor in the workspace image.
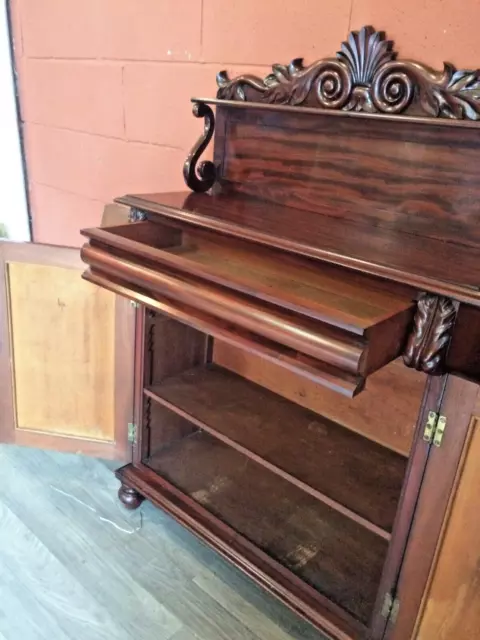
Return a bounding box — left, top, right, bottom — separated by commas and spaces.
50, 485, 142, 534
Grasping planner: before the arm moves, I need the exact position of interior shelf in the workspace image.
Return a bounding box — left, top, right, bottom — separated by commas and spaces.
145, 428, 388, 625
144, 363, 407, 538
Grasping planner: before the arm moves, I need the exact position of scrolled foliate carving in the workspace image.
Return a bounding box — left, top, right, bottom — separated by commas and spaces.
403, 294, 456, 375
216, 26, 480, 120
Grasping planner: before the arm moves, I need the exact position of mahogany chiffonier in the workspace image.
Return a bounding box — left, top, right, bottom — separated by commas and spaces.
1, 26, 480, 640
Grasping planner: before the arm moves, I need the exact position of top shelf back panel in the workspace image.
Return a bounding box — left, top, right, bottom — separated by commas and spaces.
211, 105, 480, 250
201, 24, 480, 252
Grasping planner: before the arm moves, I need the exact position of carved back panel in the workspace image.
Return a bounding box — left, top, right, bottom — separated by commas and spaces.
181, 26, 480, 248
213, 106, 480, 248
216, 26, 480, 120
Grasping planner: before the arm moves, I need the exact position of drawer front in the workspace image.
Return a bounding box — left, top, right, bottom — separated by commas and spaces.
81, 221, 416, 397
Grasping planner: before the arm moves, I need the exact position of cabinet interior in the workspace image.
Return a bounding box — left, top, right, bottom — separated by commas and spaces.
141, 311, 427, 628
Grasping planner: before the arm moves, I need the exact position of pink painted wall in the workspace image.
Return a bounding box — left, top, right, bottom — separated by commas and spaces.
10, 0, 480, 246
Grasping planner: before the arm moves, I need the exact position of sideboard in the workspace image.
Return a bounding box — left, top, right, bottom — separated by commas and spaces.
1, 25, 480, 640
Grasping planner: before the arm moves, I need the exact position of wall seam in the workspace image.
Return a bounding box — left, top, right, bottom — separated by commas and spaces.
347, 0, 354, 33
121, 64, 126, 139
25, 121, 184, 151
29, 182, 107, 204
200, 0, 204, 60
25, 56, 271, 68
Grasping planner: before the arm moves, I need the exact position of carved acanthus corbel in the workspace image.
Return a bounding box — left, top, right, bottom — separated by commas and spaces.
403, 293, 456, 374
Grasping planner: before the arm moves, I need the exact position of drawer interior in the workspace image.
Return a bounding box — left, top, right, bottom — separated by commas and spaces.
81, 218, 417, 397
85, 220, 415, 334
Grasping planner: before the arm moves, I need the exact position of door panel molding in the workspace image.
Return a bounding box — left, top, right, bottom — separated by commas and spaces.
0, 242, 134, 460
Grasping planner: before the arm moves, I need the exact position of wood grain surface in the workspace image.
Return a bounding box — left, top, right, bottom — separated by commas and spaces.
145, 363, 406, 536
416, 417, 480, 639
83, 222, 414, 332
214, 342, 425, 456
118, 191, 480, 306
81, 243, 369, 375
0, 241, 135, 460
387, 376, 479, 640
146, 431, 387, 625
7, 261, 116, 441
83, 268, 362, 397
0, 444, 326, 640
220, 108, 480, 248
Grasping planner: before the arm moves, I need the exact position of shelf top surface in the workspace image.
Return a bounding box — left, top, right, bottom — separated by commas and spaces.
147, 363, 406, 535
117, 191, 480, 305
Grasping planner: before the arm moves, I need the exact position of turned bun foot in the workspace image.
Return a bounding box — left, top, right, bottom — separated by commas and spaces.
118, 482, 144, 510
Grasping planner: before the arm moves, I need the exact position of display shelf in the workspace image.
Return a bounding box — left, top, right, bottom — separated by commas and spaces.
145, 363, 407, 538
145, 428, 389, 625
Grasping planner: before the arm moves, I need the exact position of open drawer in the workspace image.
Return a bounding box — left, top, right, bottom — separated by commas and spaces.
81, 219, 416, 396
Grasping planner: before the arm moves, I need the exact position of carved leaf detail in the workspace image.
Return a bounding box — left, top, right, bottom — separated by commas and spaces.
216, 26, 480, 120
404, 294, 456, 375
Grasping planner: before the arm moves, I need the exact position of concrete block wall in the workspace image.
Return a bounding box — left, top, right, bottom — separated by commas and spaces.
10, 0, 480, 246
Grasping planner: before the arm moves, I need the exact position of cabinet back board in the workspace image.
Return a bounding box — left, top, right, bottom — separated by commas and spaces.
213, 342, 424, 457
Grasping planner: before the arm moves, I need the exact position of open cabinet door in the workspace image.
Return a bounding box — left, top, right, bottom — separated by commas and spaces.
383, 374, 480, 640
0, 241, 135, 460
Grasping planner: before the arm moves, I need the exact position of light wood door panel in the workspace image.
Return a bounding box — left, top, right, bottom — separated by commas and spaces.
0, 242, 134, 460
384, 376, 480, 640
9, 261, 116, 440
416, 415, 480, 639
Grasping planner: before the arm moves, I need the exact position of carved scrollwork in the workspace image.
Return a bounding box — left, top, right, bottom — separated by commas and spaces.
216, 26, 480, 120
403, 294, 456, 375
183, 102, 216, 192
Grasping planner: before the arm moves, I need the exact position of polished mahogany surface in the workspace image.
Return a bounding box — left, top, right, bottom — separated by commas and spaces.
82, 221, 415, 335
217, 107, 480, 248
118, 191, 480, 306
85, 25, 480, 640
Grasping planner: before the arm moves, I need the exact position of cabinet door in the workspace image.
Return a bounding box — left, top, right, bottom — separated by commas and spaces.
0, 241, 135, 460
383, 375, 480, 639
414, 390, 480, 639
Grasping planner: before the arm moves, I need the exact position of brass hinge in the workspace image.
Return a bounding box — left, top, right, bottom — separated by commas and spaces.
381, 592, 400, 626
423, 411, 447, 447
128, 422, 137, 444
433, 415, 447, 447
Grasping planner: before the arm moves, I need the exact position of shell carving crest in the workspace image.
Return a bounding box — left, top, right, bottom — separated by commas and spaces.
216, 26, 480, 119
338, 27, 394, 85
